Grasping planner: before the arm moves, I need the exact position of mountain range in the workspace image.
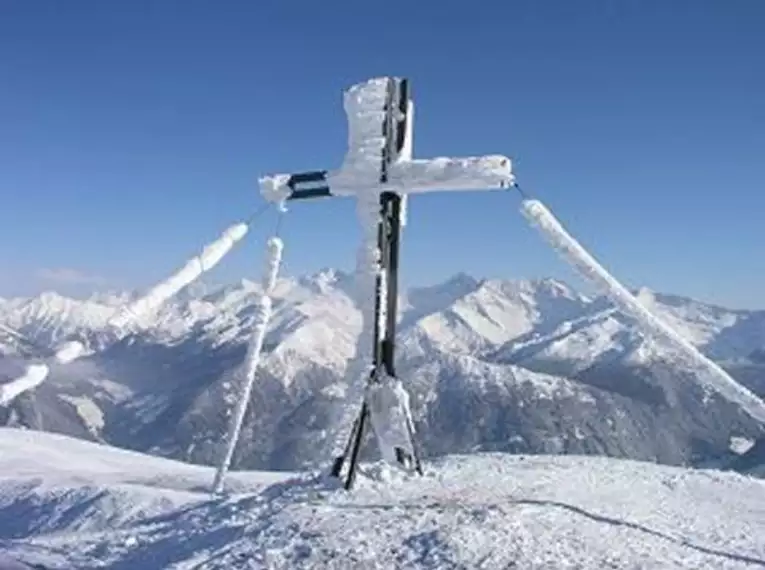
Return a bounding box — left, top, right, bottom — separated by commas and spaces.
1, 270, 764, 475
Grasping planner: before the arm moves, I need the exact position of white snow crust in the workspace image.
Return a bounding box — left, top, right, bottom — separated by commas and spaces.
385, 154, 513, 194
366, 375, 417, 462
0, 428, 763, 569
260, 173, 293, 204
521, 198, 765, 423
324, 154, 513, 197
335, 76, 389, 185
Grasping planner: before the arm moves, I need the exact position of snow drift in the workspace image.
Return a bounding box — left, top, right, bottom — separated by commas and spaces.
0, 428, 763, 569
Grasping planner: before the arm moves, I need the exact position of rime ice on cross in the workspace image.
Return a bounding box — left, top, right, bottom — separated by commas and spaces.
259, 77, 513, 488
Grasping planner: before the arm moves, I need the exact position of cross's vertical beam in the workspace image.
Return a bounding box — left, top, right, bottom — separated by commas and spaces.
342, 192, 400, 490
332, 78, 423, 489
380, 191, 400, 376
380, 191, 423, 475
340, 189, 423, 489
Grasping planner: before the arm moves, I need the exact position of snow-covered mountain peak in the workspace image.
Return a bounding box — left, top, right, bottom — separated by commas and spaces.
394, 278, 590, 360
0, 292, 114, 346
476, 277, 584, 306
199, 278, 260, 302
527, 276, 581, 298
297, 267, 353, 295
443, 271, 481, 290
3, 272, 762, 368
85, 290, 135, 308
635, 288, 746, 349
5, 290, 95, 314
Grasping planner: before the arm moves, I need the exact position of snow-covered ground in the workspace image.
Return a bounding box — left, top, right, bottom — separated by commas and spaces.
0, 428, 763, 569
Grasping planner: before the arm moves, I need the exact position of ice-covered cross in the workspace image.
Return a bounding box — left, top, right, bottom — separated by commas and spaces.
259, 77, 514, 487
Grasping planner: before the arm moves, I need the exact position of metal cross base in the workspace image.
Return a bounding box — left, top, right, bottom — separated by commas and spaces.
330, 191, 423, 490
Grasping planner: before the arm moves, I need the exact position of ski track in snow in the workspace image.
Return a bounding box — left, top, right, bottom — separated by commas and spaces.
0, 429, 763, 569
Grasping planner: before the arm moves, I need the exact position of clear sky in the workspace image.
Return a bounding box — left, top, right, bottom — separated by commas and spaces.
1, 0, 763, 308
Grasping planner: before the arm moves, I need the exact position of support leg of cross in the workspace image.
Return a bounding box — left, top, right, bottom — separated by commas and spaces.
259, 76, 513, 489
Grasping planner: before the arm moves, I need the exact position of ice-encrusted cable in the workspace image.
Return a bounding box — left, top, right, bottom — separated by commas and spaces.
212, 202, 287, 494
512, 183, 765, 423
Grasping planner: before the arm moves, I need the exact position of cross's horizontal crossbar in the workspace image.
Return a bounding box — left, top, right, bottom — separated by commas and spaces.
261, 155, 513, 203
257, 76, 514, 204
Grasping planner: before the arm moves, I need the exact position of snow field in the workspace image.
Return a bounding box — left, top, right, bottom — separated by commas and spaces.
0, 429, 763, 569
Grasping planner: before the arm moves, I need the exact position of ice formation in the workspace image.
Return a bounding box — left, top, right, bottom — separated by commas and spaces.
213, 236, 284, 494
0, 221, 252, 407
385, 155, 513, 194
258, 78, 513, 204
337, 77, 390, 184
260, 156, 513, 203
521, 198, 765, 423
366, 374, 417, 463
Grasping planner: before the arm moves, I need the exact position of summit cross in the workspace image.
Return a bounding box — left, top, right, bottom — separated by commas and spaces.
259, 76, 514, 489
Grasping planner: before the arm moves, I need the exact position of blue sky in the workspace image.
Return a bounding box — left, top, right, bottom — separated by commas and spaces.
1, 1, 763, 308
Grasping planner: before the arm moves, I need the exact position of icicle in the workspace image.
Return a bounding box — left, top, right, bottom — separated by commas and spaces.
521, 198, 765, 423
0, 221, 251, 407
213, 236, 284, 494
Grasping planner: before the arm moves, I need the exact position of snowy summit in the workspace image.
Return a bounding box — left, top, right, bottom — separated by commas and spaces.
0, 429, 763, 569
